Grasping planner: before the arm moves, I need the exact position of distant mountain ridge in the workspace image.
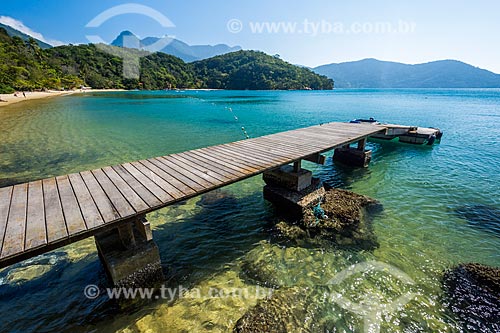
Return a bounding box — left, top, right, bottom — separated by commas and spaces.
314, 58, 500, 88
0, 22, 51, 49
111, 30, 241, 62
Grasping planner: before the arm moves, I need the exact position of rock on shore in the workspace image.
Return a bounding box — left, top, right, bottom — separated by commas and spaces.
275, 188, 381, 249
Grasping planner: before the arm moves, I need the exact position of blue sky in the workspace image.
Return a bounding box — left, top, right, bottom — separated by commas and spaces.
1, 0, 499, 72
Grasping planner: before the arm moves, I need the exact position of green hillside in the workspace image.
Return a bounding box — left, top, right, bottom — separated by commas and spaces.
0, 22, 51, 49
0, 28, 332, 93
192, 50, 333, 90
0, 28, 83, 93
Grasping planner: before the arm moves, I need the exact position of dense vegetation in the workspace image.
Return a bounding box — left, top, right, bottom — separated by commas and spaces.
0, 28, 83, 93
0, 23, 51, 49
192, 50, 333, 90
0, 28, 333, 93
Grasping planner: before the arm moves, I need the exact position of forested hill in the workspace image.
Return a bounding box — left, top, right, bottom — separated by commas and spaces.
0, 28, 332, 93
0, 22, 51, 49
191, 50, 333, 90
314, 58, 500, 88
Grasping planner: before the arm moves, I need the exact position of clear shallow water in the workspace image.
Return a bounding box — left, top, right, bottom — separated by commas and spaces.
0, 89, 499, 332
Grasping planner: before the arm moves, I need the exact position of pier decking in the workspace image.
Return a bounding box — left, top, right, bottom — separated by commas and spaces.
0, 122, 386, 268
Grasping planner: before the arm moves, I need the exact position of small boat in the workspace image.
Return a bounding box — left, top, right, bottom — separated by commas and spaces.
350, 118, 443, 146
349, 117, 378, 124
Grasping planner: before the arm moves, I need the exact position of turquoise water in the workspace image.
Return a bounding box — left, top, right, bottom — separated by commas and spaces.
0, 89, 499, 332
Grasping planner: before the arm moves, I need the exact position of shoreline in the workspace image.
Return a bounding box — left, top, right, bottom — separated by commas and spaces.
0, 89, 125, 107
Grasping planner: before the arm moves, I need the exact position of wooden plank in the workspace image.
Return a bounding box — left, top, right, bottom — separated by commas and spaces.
215, 144, 288, 166
132, 161, 189, 199
56, 175, 87, 235
282, 130, 345, 143
214, 145, 277, 167
253, 132, 326, 148
201, 147, 262, 172
92, 169, 136, 218
210, 144, 272, 165
266, 133, 335, 148
161, 155, 222, 186
169, 153, 232, 182
203, 147, 265, 171
189, 149, 249, 176
323, 122, 382, 131
182, 151, 246, 177
242, 140, 308, 159
80, 171, 120, 223
248, 136, 334, 159
0, 184, 27, 258
153, 157, 216, 188
102, 166, 149, 212
310, 124, 383, 137
259, 138, 337, 157
0, 186, 13, 255
194, 147, 258, 175
273, 126, 347, 138
246, 139, 312, 155
299, 127, 360, 141
43, 178, 68, 243
176, 152, 237, 180
121, 163, 175, 203
232, 143, 292, 166
25, 180, 47, 250
112, 165, 163, 207
260, 137, 331, 153
142, 159, 201, 193
68, 173, 104, 230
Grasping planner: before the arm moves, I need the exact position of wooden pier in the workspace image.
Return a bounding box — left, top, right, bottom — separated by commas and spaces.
0, 122, 386, 282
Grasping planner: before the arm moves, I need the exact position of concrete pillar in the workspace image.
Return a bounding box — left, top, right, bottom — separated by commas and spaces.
357, 138, 367, 150
94, 215, 164, 287
333, 138, 372, 168
263, 163, 325, 218
293, 160, 301, 173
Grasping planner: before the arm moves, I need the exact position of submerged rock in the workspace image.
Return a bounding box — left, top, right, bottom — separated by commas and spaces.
197, 189, 238, 208
233, 287, 319, 333
240, 240, 367, 289
443, 263, 500, 332
455, 204, 500, 236
275, 188, 381, 249
240, 241, 294, 288
0, 252, 70, 297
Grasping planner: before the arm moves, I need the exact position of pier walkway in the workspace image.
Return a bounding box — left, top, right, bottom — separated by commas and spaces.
0, 122, 386, 269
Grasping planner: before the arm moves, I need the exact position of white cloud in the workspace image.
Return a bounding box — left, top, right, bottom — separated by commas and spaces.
0, 16, 64, 46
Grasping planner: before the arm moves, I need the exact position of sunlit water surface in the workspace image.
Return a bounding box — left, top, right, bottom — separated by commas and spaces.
0, 89, 499, 332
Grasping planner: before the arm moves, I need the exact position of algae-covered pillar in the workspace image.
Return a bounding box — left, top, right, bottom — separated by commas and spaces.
333, 137, 372, 167
94, 215, 164, 287
263, 158, 326, 217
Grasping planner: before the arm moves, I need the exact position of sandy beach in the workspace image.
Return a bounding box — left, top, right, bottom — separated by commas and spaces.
0, 89, 125, 107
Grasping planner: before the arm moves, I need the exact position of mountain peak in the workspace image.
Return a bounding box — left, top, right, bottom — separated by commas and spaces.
118, 30, 135, 36
110, 31, 241, 62
110, 30, 141, 48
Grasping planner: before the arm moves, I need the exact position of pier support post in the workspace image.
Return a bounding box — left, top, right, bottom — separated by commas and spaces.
263, 162, 325, 217
94, 215, 164, 287
333, 138, 372, 168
